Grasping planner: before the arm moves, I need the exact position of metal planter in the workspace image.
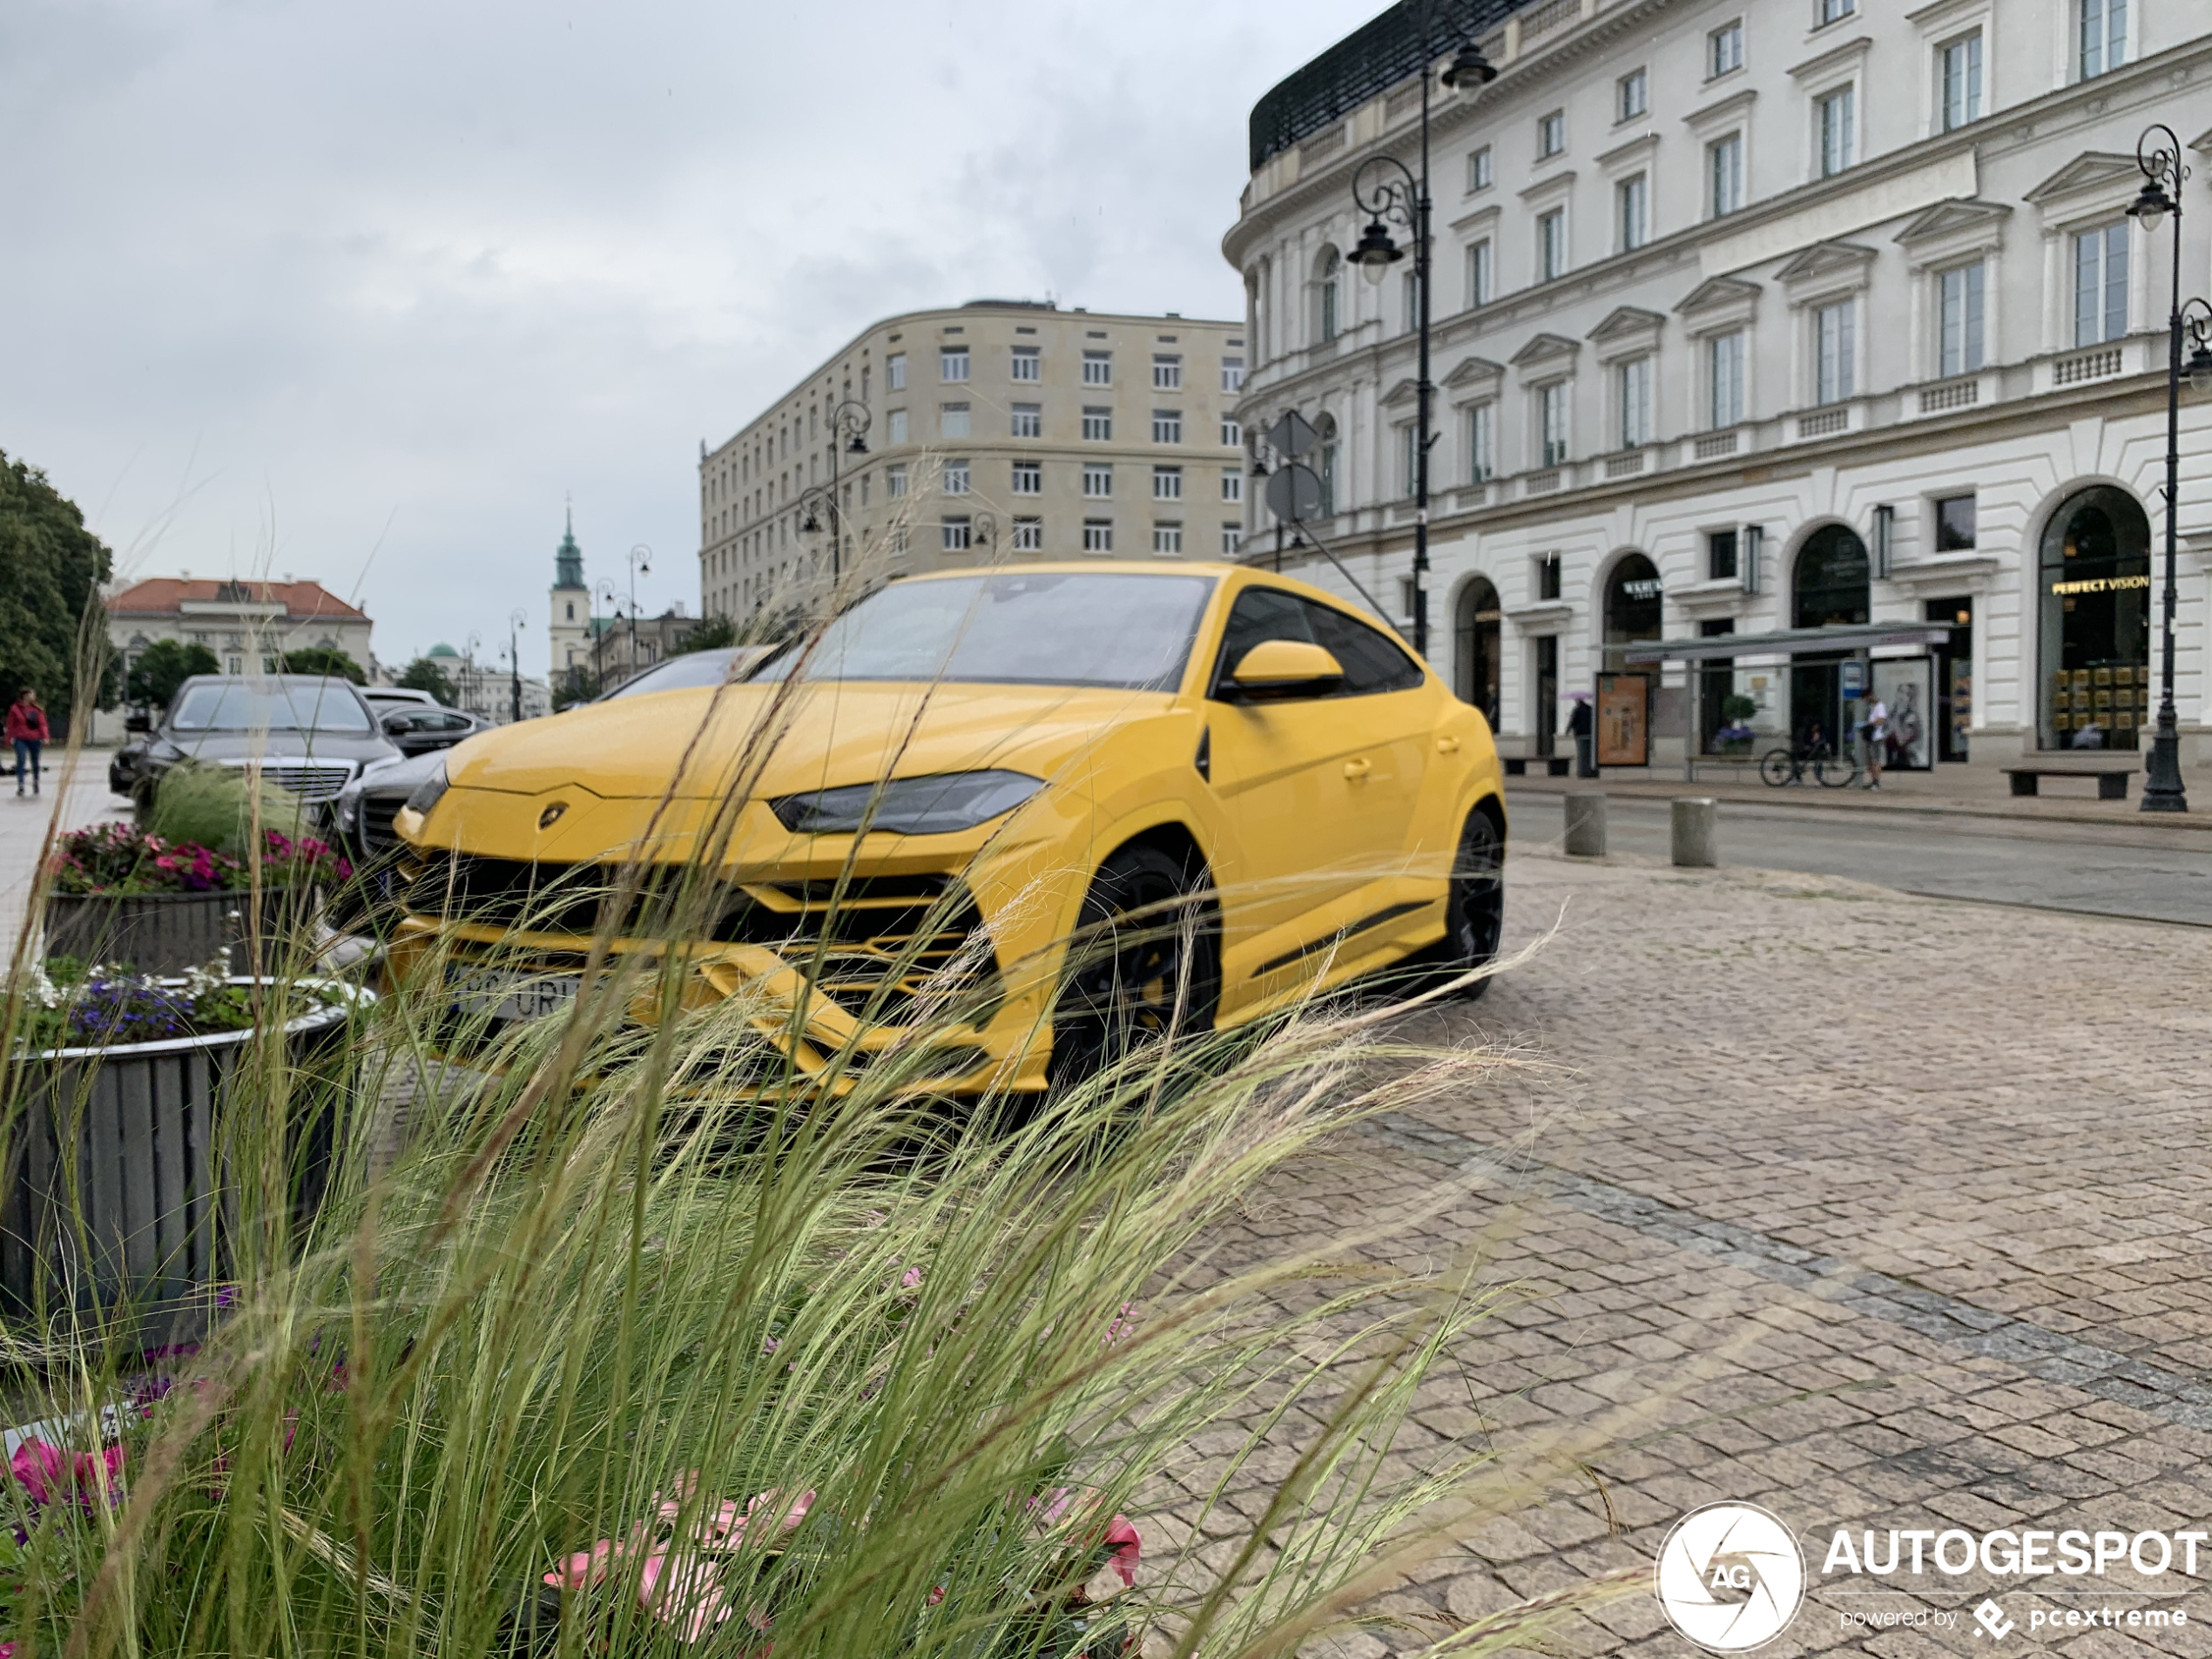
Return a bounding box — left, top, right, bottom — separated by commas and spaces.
0, 981, 367, 1342
44, 886, 319, 976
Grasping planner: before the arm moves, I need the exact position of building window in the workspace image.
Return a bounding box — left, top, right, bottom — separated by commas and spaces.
1318, 247, 1340, 341
940, 402, 970, 439
1939, 33, 1982, 131
1082, 406, 1114, 441
940, 347, 968, 381
941, 516, 971, 552
887, 463, 907, 498
1817, 0, 1854, 23
1618, 174, 1648, 252
1707, 529, 1740, 581
1538, 209, 1567, 281
1011, 346, 1041, 381
1539, 382, 1570, 467
1817, 85, 1854, 177
1152, 354, 1182, 389
1467, 239, 1494, 307
1221, 356, 1244, 392
1537, 551, 1563, 601
1153, 522, 1184, 556
2074, 225, 2128, 345
1082, 351, 1112, 386
1011, 460, 1042, 496
1221, 523, 1244, 556
1816, 300, 1857, 403
1153, 466, 1183, 500
1709, 330, 1745, 428
1709, 133, 1744, 217
1537, 109, 1566, 158
1618, 67, 1649, 121
887, 409, 908, 444
1465, 402, 1494, 482
1617, 356, 1652, 448
1317, 425, 1338, 515
887, 354, 906, 390
1083, 462, 1114, 498
1221, 468, 1243, 502
2080, 0, 2127, 78
1934, 493, 1977, 550
1710, 18, 1744, 77
1396, 424, 1419, 496
1152, 409, 1183, 443
1221, 415, 1243, 446
1938, 264, 1985, 376
1400, 268, 1419, 334
1010, 402, 1042, 440
943, 458, 971, 495
1082, 518, 1114, 553
1011, 516, 1042, 551
1467, 145, 1493, 191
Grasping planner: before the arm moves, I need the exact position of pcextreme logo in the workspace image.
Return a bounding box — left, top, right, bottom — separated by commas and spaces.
1653, 1502, 1807, 1652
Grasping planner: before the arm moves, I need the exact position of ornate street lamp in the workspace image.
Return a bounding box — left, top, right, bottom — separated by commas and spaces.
2127, 125, 2209, 812
626, 544, 651, 682
506, 608, 528, 724
1342, 10, 1495, 659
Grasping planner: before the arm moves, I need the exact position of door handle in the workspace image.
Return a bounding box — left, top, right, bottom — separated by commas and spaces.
1343, 757, 1372, 779
1435, 736, 1461, 754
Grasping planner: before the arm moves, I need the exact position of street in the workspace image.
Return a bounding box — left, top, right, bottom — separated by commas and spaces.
1172, 845, 2212, 1656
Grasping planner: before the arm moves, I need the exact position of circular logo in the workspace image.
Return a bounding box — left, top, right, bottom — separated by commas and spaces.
1653, 1502, 1805, 1653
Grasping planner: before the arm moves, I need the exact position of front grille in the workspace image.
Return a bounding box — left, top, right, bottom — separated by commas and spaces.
404, 853, 663, 934
361, 796, 404, 851
224, 759, 355, 802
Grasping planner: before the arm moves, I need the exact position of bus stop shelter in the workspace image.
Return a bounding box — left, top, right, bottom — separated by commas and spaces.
1625, 622, 1959, 781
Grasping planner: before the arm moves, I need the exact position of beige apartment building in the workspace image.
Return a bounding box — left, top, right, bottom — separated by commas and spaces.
698, 301, 1248, 620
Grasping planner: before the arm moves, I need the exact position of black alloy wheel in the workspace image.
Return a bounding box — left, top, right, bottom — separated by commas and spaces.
1049, 843, 1220, 1090
1436, 806, 1505, 998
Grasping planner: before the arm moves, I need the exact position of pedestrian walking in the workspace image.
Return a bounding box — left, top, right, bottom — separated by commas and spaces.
7, 688, 50, 796
1568, 695, 1596, 778
1858, 690, 1887, 790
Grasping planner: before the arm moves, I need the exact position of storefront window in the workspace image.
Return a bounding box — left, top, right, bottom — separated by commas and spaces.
1791, 525, 1870, 629
2039, 485, 2149, 751
1454, 577, 1501, 725
1602, 553, 1662, 672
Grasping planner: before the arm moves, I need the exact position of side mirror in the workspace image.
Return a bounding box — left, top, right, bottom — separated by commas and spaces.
125, 713, 152, 734
1224, 639, 1345, 702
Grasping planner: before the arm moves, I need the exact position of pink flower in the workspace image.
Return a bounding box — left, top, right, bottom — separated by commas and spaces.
10, 1440, 125, 1510
900, 1266, 924, 1291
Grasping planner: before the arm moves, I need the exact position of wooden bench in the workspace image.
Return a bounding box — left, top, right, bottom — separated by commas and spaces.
2001, 766, 2134, 800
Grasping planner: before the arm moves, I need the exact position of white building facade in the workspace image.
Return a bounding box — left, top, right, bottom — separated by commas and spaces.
1228, 0, 2212, 773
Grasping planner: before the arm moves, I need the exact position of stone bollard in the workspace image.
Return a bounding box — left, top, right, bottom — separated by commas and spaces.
1672, 797, 1718, 867
1563, 792, 1607, 859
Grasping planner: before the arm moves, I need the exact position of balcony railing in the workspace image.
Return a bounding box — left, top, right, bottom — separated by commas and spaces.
2053, 345, 2125, 387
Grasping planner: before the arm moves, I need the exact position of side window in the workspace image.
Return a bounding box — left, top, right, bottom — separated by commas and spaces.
1208, 587, 1315, 697
1300, 600, 1425, 694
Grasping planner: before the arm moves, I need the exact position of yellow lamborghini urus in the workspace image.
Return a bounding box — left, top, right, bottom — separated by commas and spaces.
388, 562, 1506, 1096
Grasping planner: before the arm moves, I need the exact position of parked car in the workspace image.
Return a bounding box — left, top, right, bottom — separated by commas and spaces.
361, 686, 441, 717
381, 705, 492, 757
328, 749, 446, 934
113, 675, 402, 813
388, 563, 1506, 1096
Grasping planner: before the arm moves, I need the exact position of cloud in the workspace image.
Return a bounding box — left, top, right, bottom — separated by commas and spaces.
3, 0, 1357, 671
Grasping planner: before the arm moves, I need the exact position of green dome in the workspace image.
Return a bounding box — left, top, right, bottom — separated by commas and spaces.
427, 643, 460, 658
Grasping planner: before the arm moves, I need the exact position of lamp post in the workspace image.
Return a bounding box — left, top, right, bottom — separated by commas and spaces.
594, 578, 619, 692
625, 544, 651, 682
506, 609, 528, 724
1343, 10, 1495, 660
797, 401, 872, 583
2125, 124, 2212, 813
463, 631, 482, 720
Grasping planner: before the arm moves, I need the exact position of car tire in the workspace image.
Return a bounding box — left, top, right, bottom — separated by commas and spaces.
1049, 843, 1220, 1091
1429, 805, 1505, 1000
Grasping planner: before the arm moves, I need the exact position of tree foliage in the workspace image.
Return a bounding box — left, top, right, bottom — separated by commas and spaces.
397, 658, 457, 706
0, 450, 114, 736
125, 639, 222, 711
679, 614, 737, 652
280, 646, 366, 684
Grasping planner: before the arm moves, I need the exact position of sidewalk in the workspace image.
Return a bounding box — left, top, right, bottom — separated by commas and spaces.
1502, 752, 2212, 831
0, 749, 133, 949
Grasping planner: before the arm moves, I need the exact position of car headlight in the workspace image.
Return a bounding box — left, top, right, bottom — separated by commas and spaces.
770, 770, 1044, 836
404, 758, 451, 819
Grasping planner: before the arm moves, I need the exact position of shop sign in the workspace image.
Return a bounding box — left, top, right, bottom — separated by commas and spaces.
2050, 575, 2150, 596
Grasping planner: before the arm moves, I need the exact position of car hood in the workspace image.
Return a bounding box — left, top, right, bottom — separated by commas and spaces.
444, 679, 1177, 803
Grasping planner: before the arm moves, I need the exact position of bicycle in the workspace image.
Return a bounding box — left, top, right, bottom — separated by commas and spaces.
1758, 740, 1859, 788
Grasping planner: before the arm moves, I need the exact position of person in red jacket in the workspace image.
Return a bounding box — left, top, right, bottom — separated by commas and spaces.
7, 688, 51, 796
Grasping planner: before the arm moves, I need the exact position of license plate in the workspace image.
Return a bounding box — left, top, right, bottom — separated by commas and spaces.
444, 963, 582, 1023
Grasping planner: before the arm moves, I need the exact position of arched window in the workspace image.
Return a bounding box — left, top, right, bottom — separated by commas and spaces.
1454, 577, 1501, 724
1317, 247, 1341, 343
1602, 553, 1662, 672
2039, 484, 2150, 751
1791, 525, 1870, 629
1314, 412, 1339, 516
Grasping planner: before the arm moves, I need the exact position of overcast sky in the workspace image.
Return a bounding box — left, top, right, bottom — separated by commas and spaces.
4, 0, 1364, 676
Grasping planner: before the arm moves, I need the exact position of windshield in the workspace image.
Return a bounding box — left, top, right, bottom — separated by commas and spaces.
605, 649, 745, 699
171, 680, 375, 734
752, 573, 1216, 692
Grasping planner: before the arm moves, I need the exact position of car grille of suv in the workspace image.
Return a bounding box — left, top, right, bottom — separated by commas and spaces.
404, 857, 998, 1026
360, 795, 406, 852
224, 760, 355, 802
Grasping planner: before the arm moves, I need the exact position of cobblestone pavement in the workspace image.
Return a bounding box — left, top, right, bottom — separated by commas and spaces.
1170, 846, 2212, 1659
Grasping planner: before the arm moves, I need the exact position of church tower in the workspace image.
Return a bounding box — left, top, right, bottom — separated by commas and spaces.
548, 508, 590, 689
